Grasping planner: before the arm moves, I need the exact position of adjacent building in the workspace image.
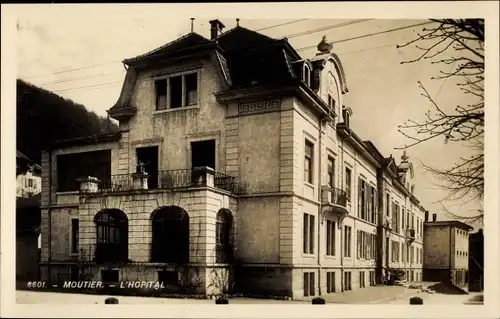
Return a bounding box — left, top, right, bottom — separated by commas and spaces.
39, 19, 427, 299
423, 213, 473, 287
468, 228, 483, 291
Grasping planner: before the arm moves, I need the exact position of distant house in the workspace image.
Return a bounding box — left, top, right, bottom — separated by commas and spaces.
16, 150, 42, 198
423, 213, 473, 287
16, 151, 42, 282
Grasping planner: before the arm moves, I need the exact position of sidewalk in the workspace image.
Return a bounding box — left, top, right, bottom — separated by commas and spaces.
320, 285, 422, 304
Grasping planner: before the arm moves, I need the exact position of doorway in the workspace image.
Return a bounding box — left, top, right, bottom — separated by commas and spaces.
136, 146, 159, 189
191, 140, 216, 169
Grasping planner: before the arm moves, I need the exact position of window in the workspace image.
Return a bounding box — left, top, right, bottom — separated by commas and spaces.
155, 72, 198, 110
343, 271, 352, 291
369, 185, 376, 224
155, 79, 167, 110
326, 220, 336, 256
359, 271, 365, 288
345, 167, 352, 201
391, 240, 400, 262
71, 219, 79, 254
185, 73, 198, 106
151, 206, 190, 263
303, 272, 315, 297
95, 209, 128, 263
342, 107, 350, 127
303, 65, 311, 86
326, 272, 336, 293
402, 206, 406, 229
191, 139, 216, 170
328, 95, 336, 118
215, 209, 233, 263
401, 242, 406, 263
327, 157, 335, 188
304, 140, 314, 183
28, 178, 33, 188
411, 213, 414, 229
406, 211, 410, 229
57, 150, 111, 192
344, 226, 352, 258
386, 194, 390, 216
358, 178, 366, 219
357, 231, 375, 260
303, 213, 315, 254
369, 271, 376, 286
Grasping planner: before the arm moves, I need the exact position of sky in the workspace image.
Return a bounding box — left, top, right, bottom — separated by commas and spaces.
14, 4, 485, 229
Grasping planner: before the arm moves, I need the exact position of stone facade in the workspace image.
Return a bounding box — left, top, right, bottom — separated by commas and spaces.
40, 21, 429, 299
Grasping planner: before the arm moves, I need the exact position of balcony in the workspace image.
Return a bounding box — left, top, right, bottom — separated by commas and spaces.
320, 186, 349, 217
406, 228, 416, 242
79, 167, 238, 195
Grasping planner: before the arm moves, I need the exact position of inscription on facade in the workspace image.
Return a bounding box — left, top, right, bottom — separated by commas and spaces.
238, 99, 280, 115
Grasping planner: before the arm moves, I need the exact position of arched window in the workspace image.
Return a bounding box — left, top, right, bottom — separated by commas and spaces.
94, 209, 128, 263
215, 209, 233, 263
151, 206, 190, 263
303, 64, 311, 86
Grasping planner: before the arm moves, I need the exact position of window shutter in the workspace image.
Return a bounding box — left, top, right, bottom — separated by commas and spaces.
373, 188, 378, 224
357, 177, 362, 217
356, 230, 360, 259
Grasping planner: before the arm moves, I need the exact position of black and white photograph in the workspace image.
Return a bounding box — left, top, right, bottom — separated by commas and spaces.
1, 2, 499, 318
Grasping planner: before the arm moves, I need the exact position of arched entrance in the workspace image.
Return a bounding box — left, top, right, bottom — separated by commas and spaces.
94, 209, 128, 263
151, 206, 189, 263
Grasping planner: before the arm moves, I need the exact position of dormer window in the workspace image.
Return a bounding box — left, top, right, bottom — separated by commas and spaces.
155, 71, 198, 111
342, 107, 350, 127
303, 64, 311, 86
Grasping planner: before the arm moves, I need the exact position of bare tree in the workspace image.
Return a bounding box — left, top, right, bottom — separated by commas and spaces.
396, 19, 484, 221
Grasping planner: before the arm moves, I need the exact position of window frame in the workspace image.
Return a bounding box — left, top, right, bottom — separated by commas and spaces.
327, 156, 335, 188
303, 213, 315, 255
344, 225, 352, 258
154, 71, 199, 111
326, 219, 336, 256
345, 167, 352, 201
71, 218, 79, 254
304, 139, 314, 184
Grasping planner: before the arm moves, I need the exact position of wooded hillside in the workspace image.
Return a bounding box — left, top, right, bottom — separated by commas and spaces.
16, 79, 118, 164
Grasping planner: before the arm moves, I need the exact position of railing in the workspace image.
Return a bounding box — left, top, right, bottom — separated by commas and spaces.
84, 168, 238, 194
321, 187, 348, 207
214, 171, 237, 193
158, 169, 193, 189
99, 174, 132, 192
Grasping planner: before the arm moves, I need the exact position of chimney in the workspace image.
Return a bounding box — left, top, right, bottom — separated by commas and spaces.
432, 214, 437, 222
209, 19, 225, 40
425, 211, 429, 222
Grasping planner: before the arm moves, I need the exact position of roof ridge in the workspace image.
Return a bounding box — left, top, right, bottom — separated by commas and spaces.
124, 32, 209, 63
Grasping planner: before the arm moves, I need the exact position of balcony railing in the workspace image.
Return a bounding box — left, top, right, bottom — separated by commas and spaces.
83, 167, 237, 194
321, 186, 348, 207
